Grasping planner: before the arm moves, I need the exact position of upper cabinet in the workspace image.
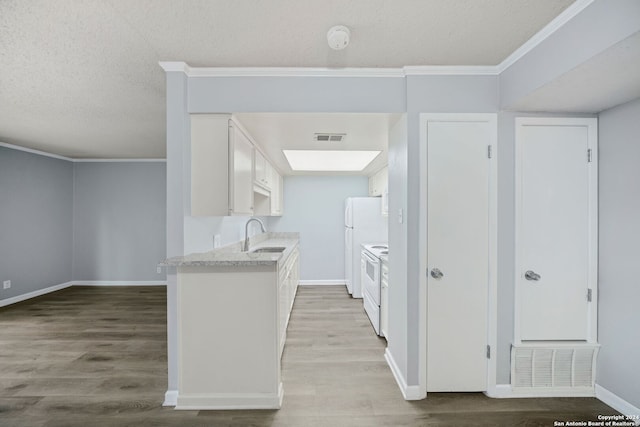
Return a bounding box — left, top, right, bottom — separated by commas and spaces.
191, 114, 283, 217
229, 122, 255, 216
369, 166, 389, 216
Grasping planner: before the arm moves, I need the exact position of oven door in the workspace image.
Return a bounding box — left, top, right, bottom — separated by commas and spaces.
362, 250, 381, 305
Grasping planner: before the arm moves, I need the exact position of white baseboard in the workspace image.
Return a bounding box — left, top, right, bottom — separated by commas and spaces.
175, 384, 283, 410
71, 281, 167, 286
298, 280, 346, 286
384, 348, 424, 400
596, 384, 640, 426
163, 390, 178, 407
0, 281, 167, 309
484, 384, 513, 398
0, 282, 73, 308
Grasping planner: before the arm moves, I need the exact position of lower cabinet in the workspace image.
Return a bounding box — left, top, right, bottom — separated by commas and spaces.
175, 245, 299, 410
279, 248, 299, 357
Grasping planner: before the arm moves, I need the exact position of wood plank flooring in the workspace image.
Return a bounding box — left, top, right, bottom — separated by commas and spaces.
0, 285, 617, 426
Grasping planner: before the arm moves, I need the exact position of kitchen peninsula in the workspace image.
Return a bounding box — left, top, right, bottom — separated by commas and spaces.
161, 232, 299, 410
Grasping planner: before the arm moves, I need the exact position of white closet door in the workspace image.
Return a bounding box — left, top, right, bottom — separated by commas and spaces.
516, 118, 597, 341
426, 117, 493, 392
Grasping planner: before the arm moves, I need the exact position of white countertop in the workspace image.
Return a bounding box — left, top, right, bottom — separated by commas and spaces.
160, 232, 299, 267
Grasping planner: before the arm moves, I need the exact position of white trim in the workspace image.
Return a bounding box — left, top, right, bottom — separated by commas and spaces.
174, 384, 283, 410
159, 61, 190, 73
595, 384, 640, 426
418, 113, 498, 396
485, 384, 514, 399
385, 348, 424, 400
188, 67, 404, 78
170, 64, 499, 78
163, 390, 178, 407
404, 65, 498, 76
72, 281, 167, 286
0, 282, 73, 308
72, 158, 166, 163
514, 117, 598, 344
298, 280, 346, 286
1, 142, 167, 162
0, 142, 73, 161
496, 0, 595, 73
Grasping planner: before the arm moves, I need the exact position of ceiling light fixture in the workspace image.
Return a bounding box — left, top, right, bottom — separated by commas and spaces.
283, 150, 380, 172
327, 25, 351, 50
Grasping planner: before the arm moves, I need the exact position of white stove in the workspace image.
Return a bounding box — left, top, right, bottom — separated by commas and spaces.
362, 243, 388, 259
361, 243, 388, 336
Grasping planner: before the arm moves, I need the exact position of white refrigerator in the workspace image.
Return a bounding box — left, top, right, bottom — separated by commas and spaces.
345, 197, 388, 298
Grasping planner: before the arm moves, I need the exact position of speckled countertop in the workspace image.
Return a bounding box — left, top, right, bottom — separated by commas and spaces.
160, 232, 299, 267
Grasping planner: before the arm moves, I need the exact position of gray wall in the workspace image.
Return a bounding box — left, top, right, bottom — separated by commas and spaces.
597, 98, 640, 408
387, 116, 409, 379
0, 147, 73, 300
405, 75, 500, 385
72, 162, 166, 281
268, 175, 369, 281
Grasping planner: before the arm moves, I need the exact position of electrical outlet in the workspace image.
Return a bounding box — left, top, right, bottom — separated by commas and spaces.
157, 266, 162, 274
3, 280, 11, 290
213, 234, 221, 248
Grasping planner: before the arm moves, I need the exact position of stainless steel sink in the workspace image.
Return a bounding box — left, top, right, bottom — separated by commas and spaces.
251, 247, 286, 253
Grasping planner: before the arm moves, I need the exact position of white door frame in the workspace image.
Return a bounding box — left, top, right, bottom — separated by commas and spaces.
418, 113, 498, 398
514, 117, 598, 344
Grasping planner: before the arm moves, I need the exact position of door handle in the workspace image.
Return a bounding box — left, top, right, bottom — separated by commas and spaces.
430, 268, 444, 279
525, 270, 541, 281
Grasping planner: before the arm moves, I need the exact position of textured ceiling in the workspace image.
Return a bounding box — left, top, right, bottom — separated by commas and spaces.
0, 0, 577, 158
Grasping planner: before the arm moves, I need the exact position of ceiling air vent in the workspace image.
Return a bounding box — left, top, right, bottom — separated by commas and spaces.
314, 133, 346, 143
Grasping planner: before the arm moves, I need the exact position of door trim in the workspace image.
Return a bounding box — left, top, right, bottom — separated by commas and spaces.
419, 113, 498, 398
514, 117, 598, 344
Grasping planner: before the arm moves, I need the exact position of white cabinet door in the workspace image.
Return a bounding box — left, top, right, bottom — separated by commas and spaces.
516, 118, 597, 341
270, 168, 283, 216
254, 150, 268, 187
426, 116, 494, 392
229, 124, 254, 216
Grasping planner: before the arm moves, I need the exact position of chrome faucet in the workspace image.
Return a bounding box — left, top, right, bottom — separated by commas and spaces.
243, 218, 266, 252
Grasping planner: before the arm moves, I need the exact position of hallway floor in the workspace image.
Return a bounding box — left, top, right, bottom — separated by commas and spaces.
0, 285, 616, 426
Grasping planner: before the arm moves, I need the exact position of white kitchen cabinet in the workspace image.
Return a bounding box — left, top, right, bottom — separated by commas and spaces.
254, 150, 270, 189
270, 168, 283, 216
380, 260, 389, 339
190, 114, 285, 217
368, 166, 388, 197
173, 238, 300, 410
278, 247, 299, 357
368, 166, 389, 216
191, 114, 253, 216
230, 122, 255, 215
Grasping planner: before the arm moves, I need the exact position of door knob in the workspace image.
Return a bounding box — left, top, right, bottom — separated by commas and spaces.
525, 270, 541, 281
430, 268, 444, 279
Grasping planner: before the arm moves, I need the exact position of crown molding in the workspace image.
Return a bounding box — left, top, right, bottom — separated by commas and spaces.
404, 65, 499, 76
72, 158, 166, 163
0, 142, 73, 161
159, 61, 190, 73
187, 67, 405, 78
1, 142, 166, 163
496, 0, 595, 73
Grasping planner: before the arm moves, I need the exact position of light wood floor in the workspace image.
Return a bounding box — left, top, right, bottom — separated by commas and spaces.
0, 285, 616, 426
